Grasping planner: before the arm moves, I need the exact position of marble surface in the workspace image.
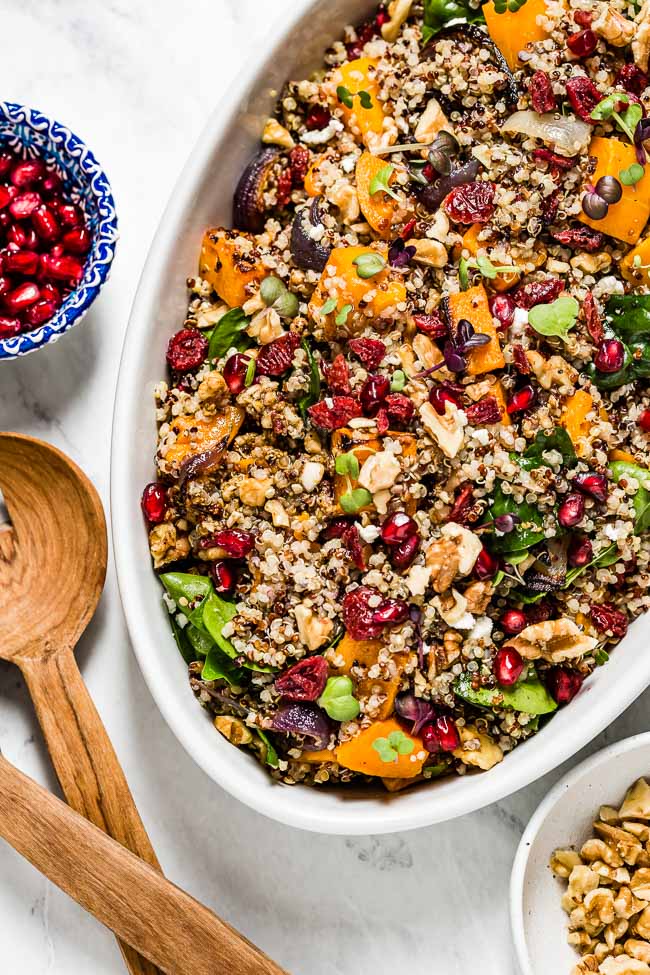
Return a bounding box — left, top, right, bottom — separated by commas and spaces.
1, 1, 650, 972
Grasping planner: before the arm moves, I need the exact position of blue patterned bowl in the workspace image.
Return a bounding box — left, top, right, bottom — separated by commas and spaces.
0, 102, 118, 360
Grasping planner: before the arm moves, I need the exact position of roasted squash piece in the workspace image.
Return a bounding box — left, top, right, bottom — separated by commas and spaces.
461, 224, 520, 292
609, 448, 639, 464
560, 389, 594, 455
161, 406, 244, 474
335, 719, 425, 778
331, 58, 394, 149
620, 236, 650, 286
308, 245, 407, 337
580, 137, 650, 245
491, 379, 511, 426
328, 633, 408, 720
199, 228, 265, 307
356, 151, 400, 238
483, 0, 551, 72
447, 284, 505, 375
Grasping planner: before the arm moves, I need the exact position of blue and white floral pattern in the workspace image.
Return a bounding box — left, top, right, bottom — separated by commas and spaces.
0, 102, 118, 360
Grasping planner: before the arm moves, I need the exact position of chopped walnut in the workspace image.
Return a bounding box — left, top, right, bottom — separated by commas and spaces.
380, 0, 415, 41
507, 618, 597, 663
148, 523, 190, 569
592, 6, 635, 45
599, 955, 650, 974
463, 580, 493, 614
526, 350, 578, 391
452, 723, 503, 771
420, 400, 466, 458
214, 715, 254, 745
620, 780, 650, 822
634, 0, 650, 72
294, 603, 333, 652
551, 849, 583, 878
239, 476, 273, 507
358, 450, 401, 493
198, 370, 230, 407
424, 536, 460, 593
594, 823, 644, 867
414, 95, 450, 143
407, 237, 448, 268
262, 118, 295, 149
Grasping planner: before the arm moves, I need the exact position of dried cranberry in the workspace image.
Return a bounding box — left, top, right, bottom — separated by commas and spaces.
568, 535, 593, 568
595, 338, 625, 374
474, 547, 500, 580
529, 70, 556, 113
507, 385, 537, 415
512, 344, 531, 375
550, 226, 604, 253
390, 534, 420, 570
433, 715, 460, 752
541, 189, 560, 225
465, 396, 502, 425
412, 311, 447, 338
343, 585, 385, 640
276, 168, 293, 207
573, 472, 608, 502
210, 560, 237, 595
589, 602, 628, 638
343, 523, 366, 571
371, 599, 409, 626
547, 667, 583, 705
381, 511, 418, 546
489, 294, 515, 330
430, 385, 461, 415
524, 600, 553, 625
616, 63, 649, 97
322, 517, 352, 541
323, 353, 351, 394
532, 149, 576, 171
348, 337, 386, 370
376, 408, 389, 435
514, 277, 563, 309
494, 645, 525, 686
275, 656, 329, 702
223, 352, 252, 394
256, 332, 300, 376
580, 291, 604, 345
639, 409, 650, 432
305, 105, 331, 131
308, 396, 362, 431
141, 482, 167, 524
557, 493, 585, 528
448, 482, 480, 526
289, 146, 310, 185
566, 76, 600, 122
359, 374, 390, 415
212, 528, 255, 558
443, 181, 496, 225
567, 29, 597, 57
385, 393, 414, 425
166, 328, 208, 373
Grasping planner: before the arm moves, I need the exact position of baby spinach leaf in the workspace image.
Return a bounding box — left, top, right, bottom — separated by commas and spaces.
202, 592, 238, 658
565, 542, 619, 586
422, 0, 485, 43
454, 672, 557, 715
160, 571, 212, 606
610, 461, 650, 534
486, 483, 545, 554
186, 625, 214, 658
257, 730, 280, 768
207, 307, 251, 360
169, 614, 197, 665
515, 427, 578, 471
201, 646, 244, 684
528, 296, 579, 343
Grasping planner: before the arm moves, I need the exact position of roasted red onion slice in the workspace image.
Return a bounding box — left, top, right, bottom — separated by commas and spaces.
232, 146, 280, 233
420, 159, 480, 212
270, 702, 331, 749
290, 197, 332, 272
177, 443, 229, 488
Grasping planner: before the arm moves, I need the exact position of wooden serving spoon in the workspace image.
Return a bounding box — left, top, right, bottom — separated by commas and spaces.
0, 750, 288, 975
0, 432, 161, 975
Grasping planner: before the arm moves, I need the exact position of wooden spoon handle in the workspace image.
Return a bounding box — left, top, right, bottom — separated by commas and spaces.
0, 754, 288, 975
19, 645, 162, 975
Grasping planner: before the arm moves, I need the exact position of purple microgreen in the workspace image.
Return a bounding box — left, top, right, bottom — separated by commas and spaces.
494, 513, 521, 534
442, 341, 467, 373
388, 237, 417, 269
634, 117, 650, 165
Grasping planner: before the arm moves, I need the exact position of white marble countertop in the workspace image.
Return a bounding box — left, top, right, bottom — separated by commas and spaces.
1, 2, 650, 972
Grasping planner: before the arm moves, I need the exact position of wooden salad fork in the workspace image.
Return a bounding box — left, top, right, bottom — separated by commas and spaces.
0, 432, 162, 975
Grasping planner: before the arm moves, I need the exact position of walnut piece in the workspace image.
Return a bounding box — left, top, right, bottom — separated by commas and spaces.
149, 523, 190, 569
294, 604, 333, 652
214, 715, 254, 746
380, 0, 414, 41
620, 780, 650, 822
358, 450, 401, 493
414, 96, 451, 143
419, 401, 466, 458
452, 723, 503, 771
635, 0, 650, 72
424, 536, 460, 593
262, 119, 295, 149
507, 617, 597, 663
599, 956, 650, 974
463, 580, 493, 614
592, 6, 635, 45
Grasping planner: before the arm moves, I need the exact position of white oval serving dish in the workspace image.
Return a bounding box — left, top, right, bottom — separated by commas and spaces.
510, 733, 650, 975
111, 0, 650, 834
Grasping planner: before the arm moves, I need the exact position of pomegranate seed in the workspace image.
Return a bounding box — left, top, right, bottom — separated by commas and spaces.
141, 482, 167, 524
9, 191, 42, 220
222, 353, 252, 394
50, 243, 64, 258
429, 385, 461, 415
40, 253, 83, 284
573, 9, 592, 26
474, 547, 499, 580
567, 29, 597, 57
25, 298, 57, 327
305, 105, 331, 131
212, 529, 255, 558
7, 223, 37, 249
489, 294, 515, 330
10, 159, 45, 187
547, 667, 583, 705
359, 374, 390, 416
0, 212, 10, 232
501, 610, 527, 636
573, 471, 608, 502
0, 316, 21, 338
494, 646, 525, 686
4, 281, 40, 314
56, 203, 84, 227
595, 338, 625, 374
421, 723, 441, 754
557, 493, 585, 528
568, 535, 593, 568
322, 517, 352, 540
639, 409, 650, 432
210, 560, 237, 595
32, 205, 60, 243
0, 152, 14, 179
371, 598, 409, 626
390, 534, 420, 570
61, 225, 91, 254
40, 282, 61, 306
381, 511, 418, 546
0, 275, 12, 297
434, 715, 460, 752
40, 173, 63, 197
4, 250, 39, 276
507, 385, 537, 414
0, 186, 11, 210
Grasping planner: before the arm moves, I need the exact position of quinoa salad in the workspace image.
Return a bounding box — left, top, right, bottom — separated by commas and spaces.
142, 0, 650, 792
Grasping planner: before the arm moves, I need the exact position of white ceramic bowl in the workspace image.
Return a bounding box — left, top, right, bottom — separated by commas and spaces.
111, 0, 650, 834
510, 733, 650, 975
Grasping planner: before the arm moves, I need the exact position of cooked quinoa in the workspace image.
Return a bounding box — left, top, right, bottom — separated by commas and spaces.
143, 0, 650, 792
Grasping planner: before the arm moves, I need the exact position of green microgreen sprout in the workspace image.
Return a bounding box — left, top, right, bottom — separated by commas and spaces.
369, 162, 401, 202
335, 303, 354, 326
244, 357, 256, 387
358, 89, 373, 110
336, 449, 369, 513
260, 275, 299, 319
317, 676, 361, 722
460, 254, 520, 290
528, 296, 579, 343
320, 297, 338, 316
390, 369, 407, 392
594, 648, 610, 667
336, 85, 354, 109
339, 487, 373, 513
620, 163, 645, 187
353, 252, 387, 279
372, 729, 415, 763
591, 93, 643, 144
335, 451, 360, 478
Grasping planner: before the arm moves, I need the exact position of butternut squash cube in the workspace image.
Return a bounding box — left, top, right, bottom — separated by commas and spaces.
447, 284, 505, 375
580, 137, 650, 245
199, 228, 265, 307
